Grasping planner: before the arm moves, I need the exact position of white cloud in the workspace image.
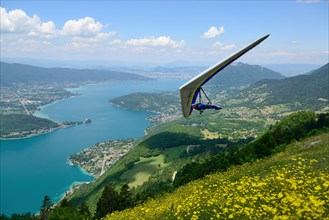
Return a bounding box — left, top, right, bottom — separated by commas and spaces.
211, 41, 224, 48
211, 41, 236, 51
220, 44, 236, 51
1, 7, 117, 47
39, 21, 57, 34
132, 47, 152, 53
126, 36, 185, 48
72, 32, 115, 44
0, 7, 56, 35
202, 26, 224, 39
296, 0, 322, 3
268, 51, 291, 57
62, 17, 104, 36
109, 39, 122, 45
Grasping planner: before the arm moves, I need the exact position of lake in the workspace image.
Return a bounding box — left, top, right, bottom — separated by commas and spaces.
0, 79, 184, 215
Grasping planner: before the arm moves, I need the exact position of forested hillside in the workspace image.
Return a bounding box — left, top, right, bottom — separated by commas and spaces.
110, 92, 179, 113
232, 63, 329, 109
0, 114, 59, 138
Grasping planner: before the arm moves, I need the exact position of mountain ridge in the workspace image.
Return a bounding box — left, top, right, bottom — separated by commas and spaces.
235, 63, 329, 108
0, 62, 151, 86
206, 62, 285, 89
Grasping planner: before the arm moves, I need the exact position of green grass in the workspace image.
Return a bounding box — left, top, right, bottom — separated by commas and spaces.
120, 155, 169, 187
163, 146, 187, 163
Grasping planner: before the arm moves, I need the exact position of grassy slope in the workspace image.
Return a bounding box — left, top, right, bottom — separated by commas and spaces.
121, 155, 169, 187
105, 131, 329, 219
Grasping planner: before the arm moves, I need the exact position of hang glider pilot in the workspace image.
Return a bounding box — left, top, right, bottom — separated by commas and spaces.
191, 102, 222, 114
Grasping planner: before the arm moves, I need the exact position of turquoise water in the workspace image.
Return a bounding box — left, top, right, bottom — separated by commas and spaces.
0, 79, 184, 215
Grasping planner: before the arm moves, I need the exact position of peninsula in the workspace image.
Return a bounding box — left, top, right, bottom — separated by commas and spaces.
0, 114, 82, 139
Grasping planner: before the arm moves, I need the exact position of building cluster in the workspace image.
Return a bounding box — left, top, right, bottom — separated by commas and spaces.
69, 139, 134, 177
0, 82, 77, 115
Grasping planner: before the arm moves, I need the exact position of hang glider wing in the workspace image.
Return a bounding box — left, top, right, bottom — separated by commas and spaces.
179, 34, 270, 118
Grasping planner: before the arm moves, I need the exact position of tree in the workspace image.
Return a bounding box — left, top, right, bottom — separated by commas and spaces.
59, 198, 71, 208
119, 183, 132, 210
78, 202, 90, 217
0, 214, 9, 220
39, 195, 52, 220
48, 207, 82, 220
95, 183, 120, 219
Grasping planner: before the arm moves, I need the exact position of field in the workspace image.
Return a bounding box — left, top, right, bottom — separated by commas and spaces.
121, 155, 169, 187
201, 129, 220, 139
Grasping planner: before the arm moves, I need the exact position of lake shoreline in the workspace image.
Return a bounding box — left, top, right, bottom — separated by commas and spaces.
1, 79, 183, 215
0, 127, 61, 141
0, 122, 84, 141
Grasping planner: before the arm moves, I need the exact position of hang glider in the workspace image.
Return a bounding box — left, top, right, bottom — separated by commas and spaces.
179, 34, 270, 118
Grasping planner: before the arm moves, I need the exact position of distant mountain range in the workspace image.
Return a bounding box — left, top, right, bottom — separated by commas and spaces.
151, 62, 285, 87
206, 62, 285, 89
0, 62, 150, 86
235, 63, 329, 109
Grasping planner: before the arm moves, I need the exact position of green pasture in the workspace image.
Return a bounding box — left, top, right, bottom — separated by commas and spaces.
121, 154, 169, 187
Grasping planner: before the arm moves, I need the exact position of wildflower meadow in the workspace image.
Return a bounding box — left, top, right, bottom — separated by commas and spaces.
105, 133, 329, 220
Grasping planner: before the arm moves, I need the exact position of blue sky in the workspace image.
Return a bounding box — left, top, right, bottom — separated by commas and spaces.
1, 1, 328, 65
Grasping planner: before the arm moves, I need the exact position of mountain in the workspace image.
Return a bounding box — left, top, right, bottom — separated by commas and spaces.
0, 62, 150, 86
236, 63, 329, 108
205, 62, 285, 89
150, 62, 284, 84
262, 63, 322, 77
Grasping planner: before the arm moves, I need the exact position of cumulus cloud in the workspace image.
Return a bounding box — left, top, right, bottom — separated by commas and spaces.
1, 7, 115, 40
202, 26, 224, 39
211, 41, 236, 51
0, 7, 56, 35
62, 17, 105, 36
127, 36, 185, 48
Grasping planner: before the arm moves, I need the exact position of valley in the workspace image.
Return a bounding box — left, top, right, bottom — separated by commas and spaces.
66, 63, 328, 217
1, 62, 328, 218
